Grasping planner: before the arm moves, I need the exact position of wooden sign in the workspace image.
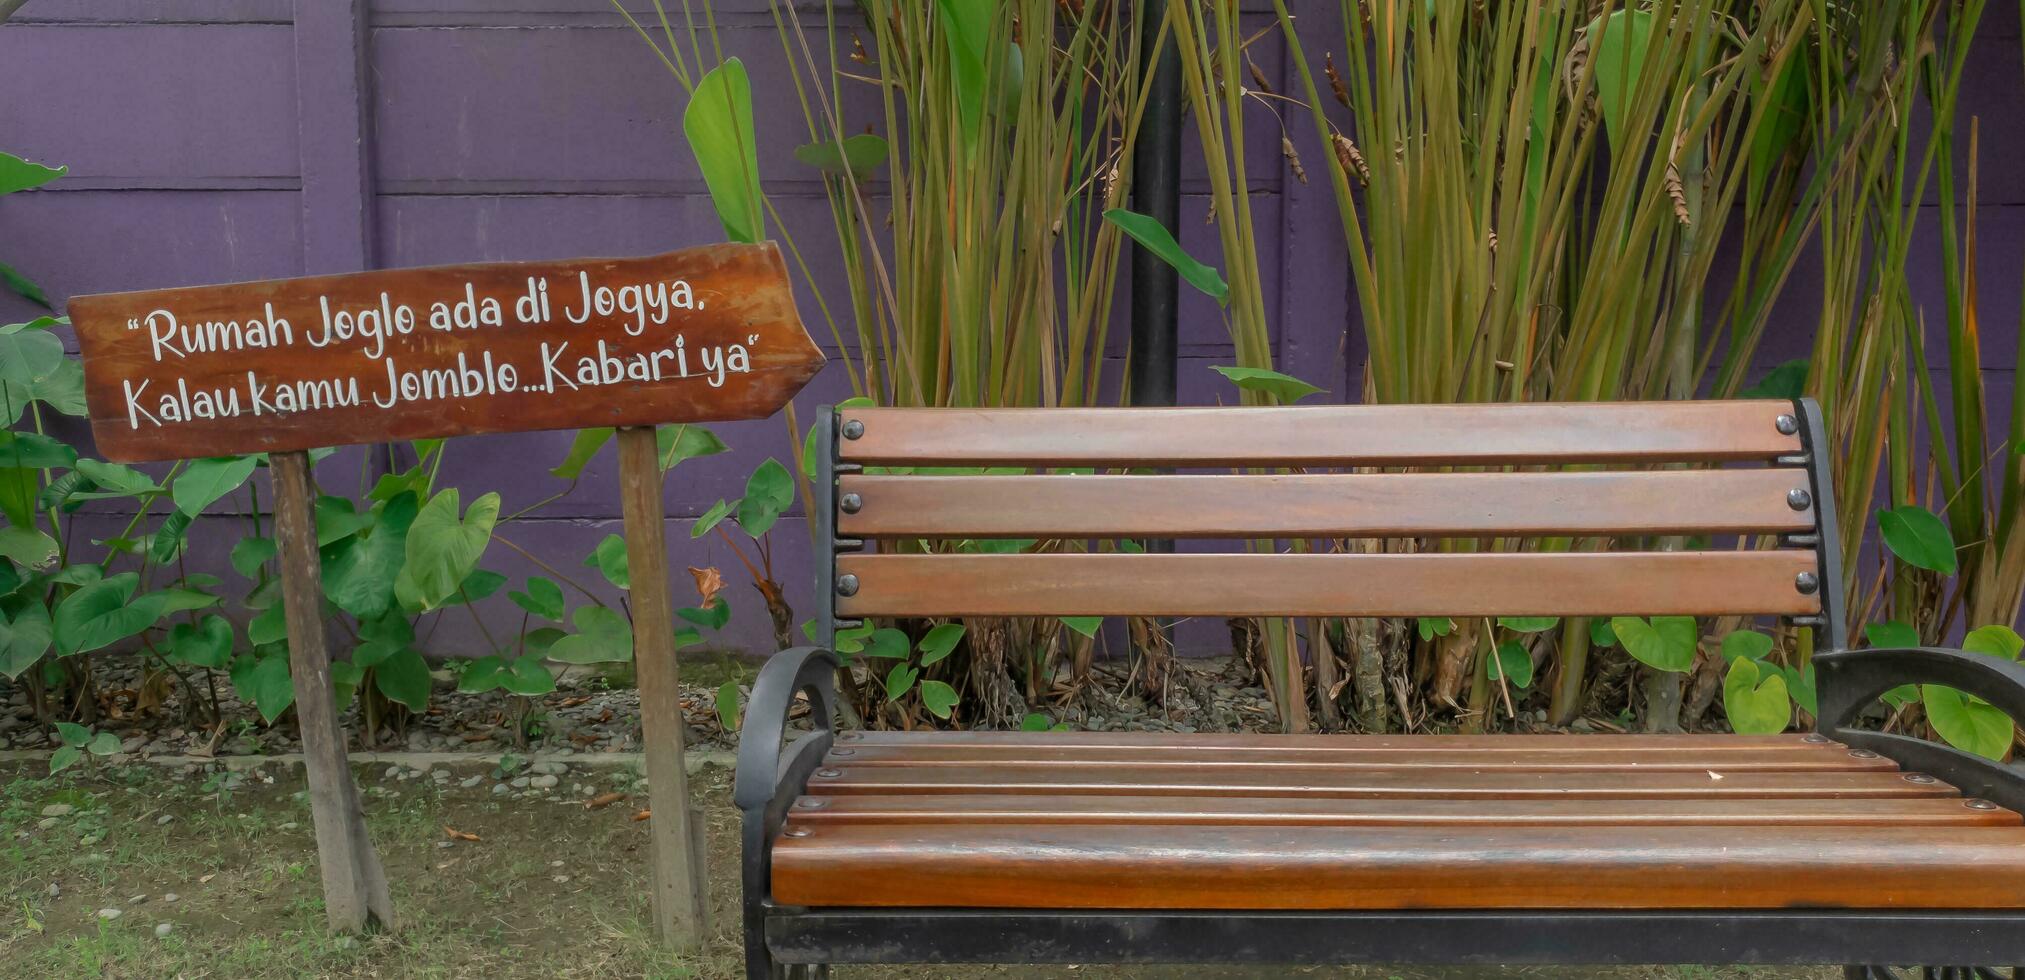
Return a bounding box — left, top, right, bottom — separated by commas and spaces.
68, 243, 823, 461
65, 242, 825, 946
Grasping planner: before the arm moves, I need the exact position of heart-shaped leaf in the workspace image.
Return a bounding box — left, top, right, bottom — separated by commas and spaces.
1723, 657, 1792, 734
862, 627, 910, 660
657, 424, 727, 472
691, 498, 734, 539
919, 679, 960, 719
324, 491, 418, 621
546, 605, 634, 664
231, 536, 277, 579
1498, 616, 1559, 634
675, 597, 730, 632
917, 623, 966, 666
169, 615, 233, 669
715, 678, 742, 731
586, 534, 630, 590
373, 648, 434, 713
246, 654, 294, 724
0, 597, 53, 679
1719, 630, 1773, 663
1612, 615, 1696, 673
884, 662, 919, 701
1864, 620, 1921, 650
458, 655, 509, 694
508, 576, 566, 622
502, 655, 555, 696
736, 458, 795, 537
0, 526, 57, 567
1488, 641, 1534, 689
1962, 625, 2023, 661
1923, 685, 2014, 760
53, 573, 168, 656
396, 489, 499, 610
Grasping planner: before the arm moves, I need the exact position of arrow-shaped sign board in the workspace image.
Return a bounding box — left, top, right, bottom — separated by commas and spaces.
68, 242, 824, 461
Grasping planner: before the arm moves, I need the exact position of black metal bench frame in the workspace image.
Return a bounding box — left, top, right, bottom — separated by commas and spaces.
735, 401, 2025, 979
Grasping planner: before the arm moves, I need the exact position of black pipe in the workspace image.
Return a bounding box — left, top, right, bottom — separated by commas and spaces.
1128, 0, 1180, 409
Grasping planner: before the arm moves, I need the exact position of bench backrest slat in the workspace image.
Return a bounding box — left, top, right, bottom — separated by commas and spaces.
837, 469, 1816, 540
821, 399, 1838, 631
836, 401, 1802, 466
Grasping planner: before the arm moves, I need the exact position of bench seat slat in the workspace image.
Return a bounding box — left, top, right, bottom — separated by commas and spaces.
788, 794, 2018, 828
835, 402, 1804, 466
768, 823, 2025, 910
825, 742, 1898, 772
837, 470, 1817, 539
835, 552, 1822, 619
807, 765, 1944, 799
838, 731, 1819, 750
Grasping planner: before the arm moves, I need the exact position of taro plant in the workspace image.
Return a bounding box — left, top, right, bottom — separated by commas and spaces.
47, 721, 118, 774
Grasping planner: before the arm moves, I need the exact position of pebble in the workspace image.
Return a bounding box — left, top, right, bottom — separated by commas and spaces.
509, 776, 531, 789
120, 735, 147, 754
47, 883, 59, 898
128, 893, 146, 904
459, 775, 484, 789
491, 784, 510, 796
96, 908, 122, 920
41, 804, 74, 818
435, 840, 455, 849
156, 814, 176, 826
529, 774, 559, 790
36, 817, 58, 831
278, 822, 299, 831
155, 923, 173, 938
163, 893, 179, 903
552, 874, 571, 883
383, 766, 402, 781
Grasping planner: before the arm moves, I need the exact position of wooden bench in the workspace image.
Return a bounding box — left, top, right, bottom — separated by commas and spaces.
736, 399, 2025, 979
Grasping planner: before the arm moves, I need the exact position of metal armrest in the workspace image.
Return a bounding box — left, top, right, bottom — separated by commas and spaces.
1815, 646, 2025, 813
734, 645, 840, 811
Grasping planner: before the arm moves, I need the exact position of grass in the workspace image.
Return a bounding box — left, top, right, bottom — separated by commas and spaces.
0, 760, 1837, 979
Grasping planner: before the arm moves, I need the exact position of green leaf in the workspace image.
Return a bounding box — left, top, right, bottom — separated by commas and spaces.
0, 152, 66, 195
1740, 359, 1808, 400
0, 526, 57, 567
1417, 617, 1454, 641
715, 678, 742, 731
862, 627, 910, 660
1019, 712, 1054, 732
586, 534, 630, 590
1488, 642, 1534, 690
1612, 615, 1696, 673
171, 455, 258, 516
324, 492, 418, 621
1103, 208, 1228, 305
247, 601, 288, 646
917, 623, 966, 666
0, 598, 52, 679
0, 261, 49, 309
230, 536, 276, 579
508, 576, 566, 622
247, 654, 294, 724
87, 730, 120, 756
169, 615, 233, 669
1881, 683, 1921, 711
657, 424, 728, 472
883, 662, 919, 701
683, 58, 763, 243
0, 430, 77, 469
546, 605, 635, 664
72, 459, 157, 499
1498, 616, 1559, 634
1747, 52, 1810, 201
919, 679, 960, 719
54, 721, 88, 747
675, 597, 730, 631
691, 498, 734, 539
1865, 621, 1922, 650
833, 622, 874, 655
502, 656, 555, 696
1723, 657, 1792, 735
793, 134, 890, 178
0, 323, 64, 389
373, 648, 433, 713
1878, 505, 1958, 575
1962, 625, 2024, 661
314, 495, 377, 547
1209, 365, 1322, 404
1781, 662, 1819, 717
1923, 685, 2014, 760
551, 428, 613, 479
149, 510, 193, 564
736, 458, 795, 537
458, 655, 509, 694
933, 0, 992, 150
1587, 7, 1656, 150
49, 744, 80, 774
396, 489, 499, 610
53, 573, 167, 656
329, 659, 362, 710
1718, 630, 1773, 663
1059, 616, 1101, 639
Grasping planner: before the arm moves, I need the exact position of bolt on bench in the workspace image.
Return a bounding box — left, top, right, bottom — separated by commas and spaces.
737, 399, 2025, 979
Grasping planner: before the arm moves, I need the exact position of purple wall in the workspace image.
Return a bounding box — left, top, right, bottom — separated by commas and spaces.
2, 1, 2020, 655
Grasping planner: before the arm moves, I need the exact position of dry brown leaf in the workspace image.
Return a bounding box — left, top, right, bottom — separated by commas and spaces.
198, 873, 216, 884
585, 792, 625, 810
688, 566, 726, 606
631, 809, 652, 822
443, 825, 481, 842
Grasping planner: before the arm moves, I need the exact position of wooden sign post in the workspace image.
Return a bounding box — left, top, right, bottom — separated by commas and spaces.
68, 243, 824, 944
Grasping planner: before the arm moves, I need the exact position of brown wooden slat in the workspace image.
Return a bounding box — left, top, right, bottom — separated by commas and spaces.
836, 402, 1803, 466
808, 766, 1945, 799
839, 731, 1823, 751
788, 794, 2018, 828
824, 743, 1898, 773
835, 552, 1823, 619
770, 823, 2025, 909
838, 469, 1817, 539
